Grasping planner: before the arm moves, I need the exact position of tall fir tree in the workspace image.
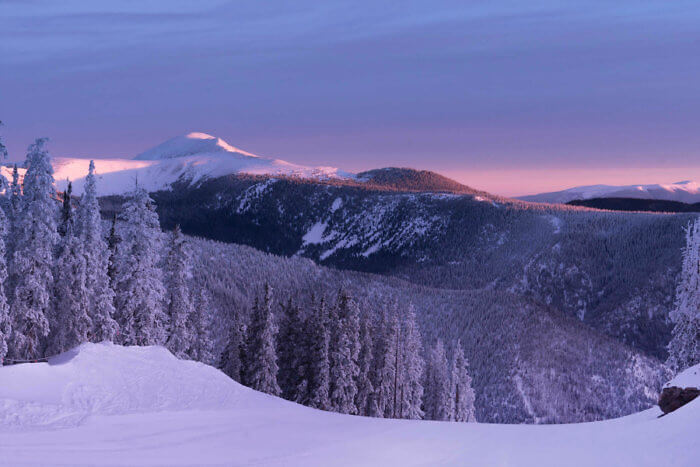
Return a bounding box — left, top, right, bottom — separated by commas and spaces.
329, 290, 361, 414
58, 181, 72, 237
164, 225, 193, 358
450, 341, 476, 422
277, 298, 306, 402
378, 304, 401, 418
397, 310, 424, 420
355, 311, 375, 416
306, 297, 331, 410
189, 288, 215, 364
106, 214, 120, 290
0, 205, 11, 364
114, 185, 167, 346
75, 161, 118, 342
49, 203, 91, 354
424, 339, 451, 421
243, 284, 281, 395
10, 138, 58, 359
667, 219, 700, 373
220, 318, 246, 383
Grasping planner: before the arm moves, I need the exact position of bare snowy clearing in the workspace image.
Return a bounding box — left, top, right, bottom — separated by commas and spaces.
1, 343, 697, 466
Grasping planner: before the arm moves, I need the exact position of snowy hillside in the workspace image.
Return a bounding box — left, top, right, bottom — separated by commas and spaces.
1, 343, 698, 466
7, 132, 352, 196
519, 180, 700, 204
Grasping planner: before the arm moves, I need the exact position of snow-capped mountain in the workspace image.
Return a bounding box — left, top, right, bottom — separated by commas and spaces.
518, 180, 700, 204
6, 132, 352, 196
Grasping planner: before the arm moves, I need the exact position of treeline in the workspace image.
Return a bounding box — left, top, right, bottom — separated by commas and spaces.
0, 138, 214, 365
219, 284, 476, 421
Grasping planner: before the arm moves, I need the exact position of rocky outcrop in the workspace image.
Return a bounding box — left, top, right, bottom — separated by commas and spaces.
658, 386, 700, 414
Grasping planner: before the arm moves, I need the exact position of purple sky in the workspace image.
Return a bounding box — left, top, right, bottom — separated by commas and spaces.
2, 1, 700, 196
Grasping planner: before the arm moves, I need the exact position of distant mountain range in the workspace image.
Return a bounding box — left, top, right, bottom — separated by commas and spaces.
518, 181, 700, 204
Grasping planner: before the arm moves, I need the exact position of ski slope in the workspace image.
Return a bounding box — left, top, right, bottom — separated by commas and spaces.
0, 343, 698, 466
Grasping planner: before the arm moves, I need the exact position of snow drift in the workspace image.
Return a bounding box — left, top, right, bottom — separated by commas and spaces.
1, 343, 699, 466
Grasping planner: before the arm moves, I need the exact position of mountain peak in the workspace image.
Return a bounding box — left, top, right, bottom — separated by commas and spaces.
134, 132, 258, 160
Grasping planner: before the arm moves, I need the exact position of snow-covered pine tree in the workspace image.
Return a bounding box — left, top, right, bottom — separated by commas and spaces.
397, 310, 424, 420
113, 185, 167, 346
106, 214, 119, 290
329, 290, 361, 415
6, 165, 22, 278
667, 218, 700, 373
220, 319, 246, 383
277, 298, 306, 401
0, 205, 10, 364
164, 225, 193, 358
355, 311, 375, 416
306, 297, 331, 410
9, 138, 58, 360
243, 284, 281, 395
0, 121, 7, 161
58, 181, 72, 237
189, 288, 215, 364
377, 304, 400, 418
75, 160, 118, 343
49, 201, 92, 354
424, 339, 451, 421
450, 340, 476, 422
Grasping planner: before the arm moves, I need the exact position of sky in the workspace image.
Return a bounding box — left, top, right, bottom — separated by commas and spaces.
1, 0, 699, 197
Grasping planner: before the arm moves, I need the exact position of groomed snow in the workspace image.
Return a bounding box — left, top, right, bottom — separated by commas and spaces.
1, 343, 698, 466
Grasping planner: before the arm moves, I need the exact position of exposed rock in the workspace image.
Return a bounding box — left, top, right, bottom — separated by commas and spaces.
658, 386, 700, 414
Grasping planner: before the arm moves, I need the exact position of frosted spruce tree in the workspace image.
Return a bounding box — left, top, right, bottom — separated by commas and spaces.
243, 284, 281, 395
10, 138, 58, 360
114, 185, 167, 346
329, 290, 361, 414
355, 311, 375, 416
49, 198, 92, 354
306, 297, 331, 410
0, 204, 10, 364
277, 298, 306, 401
6, 165, 22, 281
164, 225, 193, 358
188, 288, 214, 364
220, 319, 246, 383
75, 161, 118, 342
424, 339, 451, 421
397, 310, 424, 420
377, 305, 400, 418
667, 218, 700, 373
450, 341, 476, 422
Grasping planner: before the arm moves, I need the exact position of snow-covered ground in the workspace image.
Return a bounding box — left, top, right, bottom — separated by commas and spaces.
1, 343, 698, 466
4, 133, 352, 196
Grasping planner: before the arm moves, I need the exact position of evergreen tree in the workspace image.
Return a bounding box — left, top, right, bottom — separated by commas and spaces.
277, 298, 306, 401
378, 304, 401, 418
106, 214, 119, 290
329, 290, 361, 414
164, 226, 193, 358
355, 311, 375, 416
450, 341, 476, 422
58, 181, 72, 237
10, 138, 58, 359
306, 297, 331, 410
76, 161, 118, 342
424, 339, 451, 421
0, 121, 7, 161
667, 219, 700, 373
243, 284, 280, 395
114, 185, 167, 346
220, 318, 246, 383
49, 214, 91, 354
189, 288, 215, 364
0, 206, 10, 364
397, 310, 424, 420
